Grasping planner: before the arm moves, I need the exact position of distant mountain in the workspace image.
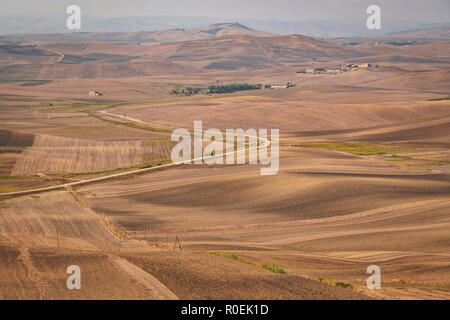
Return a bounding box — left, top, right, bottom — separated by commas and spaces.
327, 23, 450, 46
2, 13, 449, 39
0, 23, 273, 45
142, 23, 273, 43
388, 26, 450, 40
0, 33, 366, 79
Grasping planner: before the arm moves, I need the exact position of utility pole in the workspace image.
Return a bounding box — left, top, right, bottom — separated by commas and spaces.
174, 235, 182, 252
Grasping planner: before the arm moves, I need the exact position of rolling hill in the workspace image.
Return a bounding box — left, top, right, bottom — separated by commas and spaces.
0, 23, 273, 45
389, 26, 450, 40
0, 33, 365, 79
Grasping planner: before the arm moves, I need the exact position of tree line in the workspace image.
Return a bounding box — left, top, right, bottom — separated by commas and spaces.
170, 83, 263, 96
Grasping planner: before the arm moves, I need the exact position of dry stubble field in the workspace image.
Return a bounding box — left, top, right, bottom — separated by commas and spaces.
0, 32, 449, 300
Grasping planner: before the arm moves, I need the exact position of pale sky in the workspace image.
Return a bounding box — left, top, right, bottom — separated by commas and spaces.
1, 0, 449, 22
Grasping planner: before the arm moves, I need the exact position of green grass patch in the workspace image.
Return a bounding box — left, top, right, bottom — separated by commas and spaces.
123, 122, 172, 134
88, 112, 172, 134
142, 140, 177, 147
62, 125, 108, 131
317, 277, 331, 284
208, 252, 254, 265
56, 158, 172, 179
335, 282, 353, 289
426, 160, 450, 166
0, 195, 13, 202
296, 142, 403, 156
141, 154, 172, 168
40, 102, 101, 113
317, 277, 353, 289
0, 79, 40, 83
57, 167, 133, 179
384, 280, 450, 290
261, 263, 286, 274
0, 175, 39, 180
428, 96, 450, 101
142, 153, 160, 163
0, 186, 15, 193
381, 155, 450, 167
40, 102, 135, 113
380, 154, 414, 161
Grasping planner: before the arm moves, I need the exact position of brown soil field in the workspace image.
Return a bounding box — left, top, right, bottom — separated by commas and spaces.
82, 148, 450, 230
0, 188, 369, 300
1, 33, 449, 80
122, 250, 368, 300
12, 134, 171, 175
0, 78, 172, 103
17, 134, 141, 175
0, 191, 117, 251
0, 243, 178, 299
0, 109, 169, 141
0, 129, 34, 147
26, 248, 177, 300
0, 31, 449, 300
0, 130, 35, 175
0, 243, 39, 299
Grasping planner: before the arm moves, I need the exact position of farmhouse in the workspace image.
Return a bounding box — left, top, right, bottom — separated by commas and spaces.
358, 63, 372, 68
299, 63, 376, 75
89, 90, 103, 96
270, 82, 296, 88
301, 68, 327, 74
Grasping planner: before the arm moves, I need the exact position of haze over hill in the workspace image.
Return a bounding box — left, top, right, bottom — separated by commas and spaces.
0, 32, 366, 79
2, 16, 450, 38
1, 27, 450, 80
0, 1, 449, 301
0, 23, 273, 45
388, 26, 450, 40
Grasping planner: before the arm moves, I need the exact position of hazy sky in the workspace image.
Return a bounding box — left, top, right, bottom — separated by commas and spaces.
1, 0, 449, 22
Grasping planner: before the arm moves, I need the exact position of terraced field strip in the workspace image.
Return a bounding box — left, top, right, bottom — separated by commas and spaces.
18, 247, 48, 300
0, 191, 119, 251
135, 198, 450, 237
1, 112, 270, 197
13, 135, 145, 175
111, 256, 178, 300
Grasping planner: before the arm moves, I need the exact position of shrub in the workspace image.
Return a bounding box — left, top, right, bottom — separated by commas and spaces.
261, 263, 286, 274
208, 252, 254, 265
335, 282, 353, 289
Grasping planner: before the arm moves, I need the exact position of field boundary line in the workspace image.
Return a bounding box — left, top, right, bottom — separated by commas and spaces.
1, 112, 270, 197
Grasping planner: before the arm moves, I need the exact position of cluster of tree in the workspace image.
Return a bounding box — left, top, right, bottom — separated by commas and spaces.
429, 96, 450, 101
170, 83, 263, 96
208, 83, 262, 94
170, 87, 204, 96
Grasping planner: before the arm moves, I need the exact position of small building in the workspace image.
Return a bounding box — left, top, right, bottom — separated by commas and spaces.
89, 90, 103, 96
270, 83, 296, 89
305, 68, 326, 74
358, 63, 371, 68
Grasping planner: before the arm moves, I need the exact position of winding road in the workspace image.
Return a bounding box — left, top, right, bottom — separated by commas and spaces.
2, 110, 271, 197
